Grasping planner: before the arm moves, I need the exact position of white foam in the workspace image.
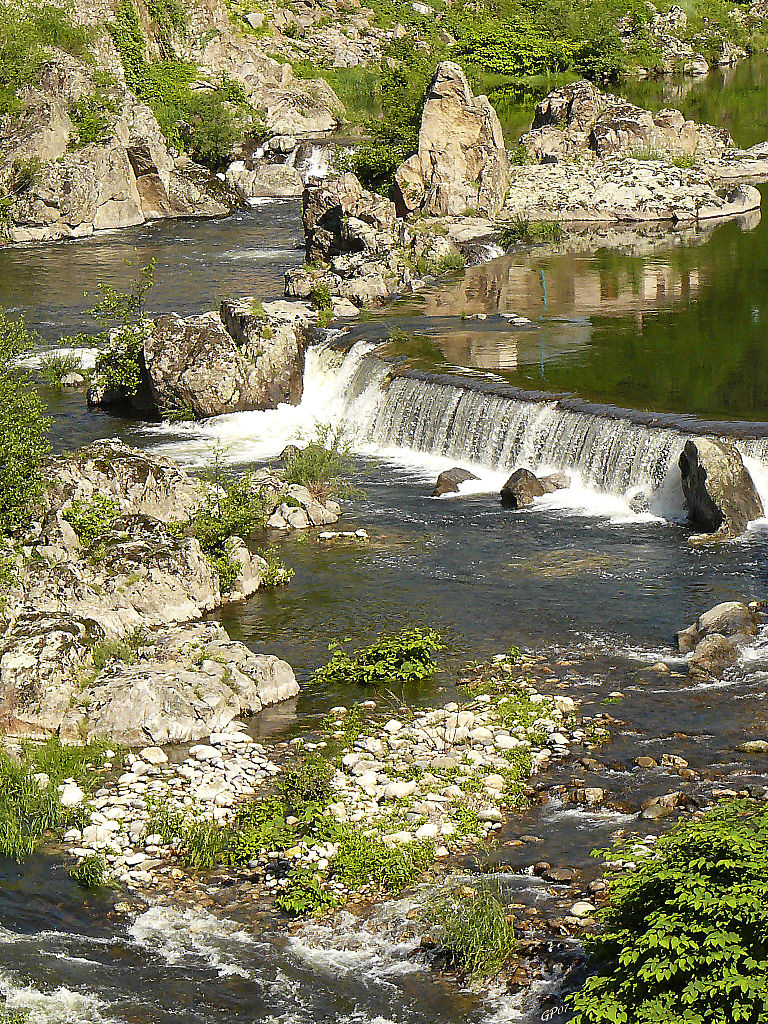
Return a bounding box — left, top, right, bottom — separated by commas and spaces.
0, 971, 116, 1024
128, 905, 257, 979
18, 346, 98, 370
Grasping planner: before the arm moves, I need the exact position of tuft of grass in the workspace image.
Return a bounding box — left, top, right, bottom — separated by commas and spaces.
278, 756, 334, 808
421, 887, 517, 979
37, 352, 85, 389
309, 281, 333, 313
91, 628, 147, 672
256, 545, 294, 587
62, 494, 120, 547
281, 422, 356, 502
70, 853, 108, 888
498, 216, 562, 247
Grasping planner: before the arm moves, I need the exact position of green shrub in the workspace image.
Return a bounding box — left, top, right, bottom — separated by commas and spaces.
1, 157, 44, 223
278, 756, 334, 808
68, 90, 118, 148
434, 252, 465, 274
421, 887, 517, 978
256, 545, 294, 588
37, 352, 85, 389
312, 627, 444, 688
0, 1009, 30, 1024
569, 800, 768, 1024
309, 281, 332, 312
87, 260, 156, 398
62, 494, 120, 547
276, 866, 339, 916
0, 309, 51, 534
281, 423, 355, 501
70, 853, 108, 888
331, 832, 434, 890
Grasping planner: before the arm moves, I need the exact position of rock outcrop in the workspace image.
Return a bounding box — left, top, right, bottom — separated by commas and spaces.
500, 469, 546, 509
523, 80, 732, 164
1, 57, 237, 244
0, 443, 298, 743
393, 62, 509, 218
88, 300, 308, 419
678, 438, 764, 538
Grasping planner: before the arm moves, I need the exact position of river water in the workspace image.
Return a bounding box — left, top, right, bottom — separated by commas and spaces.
2, 69, 768, 1024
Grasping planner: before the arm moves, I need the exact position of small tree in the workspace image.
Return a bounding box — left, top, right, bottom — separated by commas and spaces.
0, 310, 50, 534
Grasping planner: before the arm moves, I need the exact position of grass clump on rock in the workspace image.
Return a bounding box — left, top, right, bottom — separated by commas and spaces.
70, 852, 108, 888
281, 423, 356, 501
312, 627, 445, 688
498, 217, 562, 248
569, 799, 768, 1024
421, 886, 517, 979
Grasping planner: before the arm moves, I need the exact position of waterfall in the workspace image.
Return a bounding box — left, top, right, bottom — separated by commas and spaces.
332, 346, 768, 498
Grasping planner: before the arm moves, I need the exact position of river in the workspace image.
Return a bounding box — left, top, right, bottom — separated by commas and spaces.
1, 63, 768, 1024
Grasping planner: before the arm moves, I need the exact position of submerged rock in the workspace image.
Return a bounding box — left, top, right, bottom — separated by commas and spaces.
432, 467, 478, 497
678, 438, 764, 538
500, 469, 546, 508
688, 633, 740, 678
393, 61, 510, 218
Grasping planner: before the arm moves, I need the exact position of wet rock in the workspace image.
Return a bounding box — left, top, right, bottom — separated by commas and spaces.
540, 472, 570, 493
677, 600, 759, 653
635, 756, 658, 769
393, 61, 510, 218
740, 740, 768, 753
679, 438, 764, 539
688, 633, 739, 678
569, 900, 596, 918
543, 866, 576, 883
432, 467, 478, 497
500, 468, 546, 509
640, 802, 671, 819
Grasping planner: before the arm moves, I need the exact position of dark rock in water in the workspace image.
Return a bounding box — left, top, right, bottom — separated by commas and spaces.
678, 438, 764, 538
540, 471, 570, 493
279, 444, 301, 462
501, 468, 546, 508
688, 633, 739, 677
629, 491, 651, 514
542, 866, 577, 883
432, 467, 478, 497
676, 600, 759, 653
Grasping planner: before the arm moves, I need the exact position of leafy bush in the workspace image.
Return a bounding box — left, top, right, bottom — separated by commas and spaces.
0, 1009, 30, 1024
0, 157, 44, 224
0, 310, 51, 534
62, 494, 120, 547
569, 800, 768, 1024
421, 887, 517, 979
331, 831, 434, 890
70, 853, 108, 888
309, 281, 333, 312
68, 90, 118, 148
256, 546, 293, 588
312, 627, 445, 688
278, 756, 334, 808
281, 423, 355, 501
276, 866, 339, 916
88, 260, 155, 399
37, 352, 85, 389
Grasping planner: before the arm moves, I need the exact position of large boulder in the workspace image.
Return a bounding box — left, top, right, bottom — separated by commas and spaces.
393, 61, 510, 218
89, 301, 307, 419
523, 80, 732, 164
302, 172, 398, 262
432, 467, 478, 497
677, 600, 760, 653
688, 633, 740, 678
1, 57, 237, 243
678, 438, 764, 538
500, 468, 546, 508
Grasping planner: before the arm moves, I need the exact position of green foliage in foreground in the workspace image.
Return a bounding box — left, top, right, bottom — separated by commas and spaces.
312, 628, 445, 688
0, 1, 92, 117
569, 800, 768, 1024
0, 1009, 30, 1024
280, 423, 355, 501
421, 887, 517, 979
0, 737, 118, 860
0, 310, 51, 535
146, 754, 434, 913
